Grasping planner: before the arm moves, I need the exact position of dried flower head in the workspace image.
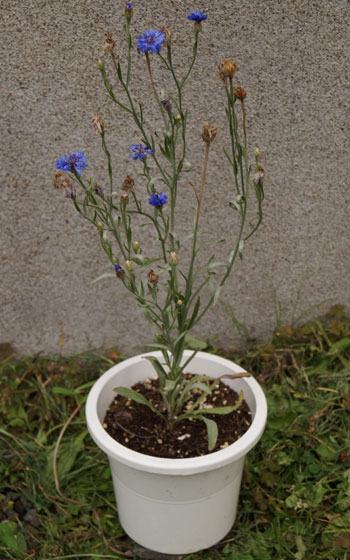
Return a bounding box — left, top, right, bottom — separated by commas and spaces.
103, 32, 116, 55
53, 172, 76, 198
93, 183, 103, 196
122, 175, 135, 192
91, 114, 105, 135
217, 59, 236, 81
53, 171, 69, 190
161, 26, 172, 46
201, 124, 217, 145
148, 269, 159, 286
253, 166, 265, 186
234, 86, 247, 101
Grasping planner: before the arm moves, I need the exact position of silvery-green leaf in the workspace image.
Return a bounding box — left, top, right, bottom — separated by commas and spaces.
91, 272, 115, 286
201, 416, 218, 450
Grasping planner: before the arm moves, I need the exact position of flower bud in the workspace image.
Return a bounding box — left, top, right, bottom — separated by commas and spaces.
217, 59, 236, 81
124, 2, 133, 20
254, 148, 261, 157
120, 192, 129, 205
169, 252, 178, 266
147, 269, 159, 286
122, 174, 135, 192
132, 241, 140, 252
103, 32, 116, 55
115, 265, 125, 277
125, 260, 134, 272
177, 299, 183, 306
97, 59, 104, 70
174, 114, 181, 123
91, 114, 105, 135
234, 86, 247, 101
201, 124, 217, 145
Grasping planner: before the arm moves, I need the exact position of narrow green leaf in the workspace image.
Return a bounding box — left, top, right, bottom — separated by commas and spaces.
113, 386, 161, 416
200, 416, 218, 450
143, 356, 168, 384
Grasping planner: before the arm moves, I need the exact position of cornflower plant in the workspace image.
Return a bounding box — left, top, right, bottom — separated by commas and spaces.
53, 5, 265, 449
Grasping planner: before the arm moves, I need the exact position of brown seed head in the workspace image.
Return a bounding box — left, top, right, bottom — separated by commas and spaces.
201, 124, 217, 145
91, 114, 105, 134
122, 174, 135, 192
103, 32, 116, 55
217, 59, 236, 80
161, 26, 172, 46
234, 86, 247, 101
147, 269, 159, 286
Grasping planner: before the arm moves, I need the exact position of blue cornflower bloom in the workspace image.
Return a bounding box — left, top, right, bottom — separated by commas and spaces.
125, 2, 132, 8
55, 151, 88, 176
129, 144, 154, 161
137, 29, 165, 54
149, 193, 168, 207
187, 10, 207, 22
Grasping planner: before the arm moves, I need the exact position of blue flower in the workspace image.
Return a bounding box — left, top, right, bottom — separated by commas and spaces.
129, 144, 154, 161
115, 265, 125, 277
187, 10, 207, 22
125, 2, 132, 9
137, 29, 165, 54
149, 192, 168, 207
55, 151, 88, 176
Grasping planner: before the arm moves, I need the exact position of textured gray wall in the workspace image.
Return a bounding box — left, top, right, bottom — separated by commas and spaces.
1, 0, 349, 357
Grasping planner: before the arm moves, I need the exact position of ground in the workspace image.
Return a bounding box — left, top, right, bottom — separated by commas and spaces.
0, 304, 349, 559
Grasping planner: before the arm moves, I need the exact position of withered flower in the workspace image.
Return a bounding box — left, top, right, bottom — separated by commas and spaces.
161, 26, 172, 46
93, 183, 103, 196
234, 86, 247, 101
103, 32, 116, 55
253, 166, 265, 186
147, 269, 159, 286
91, 114, 105, 134
53, 172, 76, 198
122, 175, 135, 192
217, 59, 236, 81
201, 124, 217, 145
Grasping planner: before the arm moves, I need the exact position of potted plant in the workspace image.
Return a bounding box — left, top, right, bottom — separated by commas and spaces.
53, 5, 267, 554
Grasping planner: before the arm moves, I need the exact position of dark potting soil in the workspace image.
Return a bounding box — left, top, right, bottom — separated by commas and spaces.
103, 374, 252, 458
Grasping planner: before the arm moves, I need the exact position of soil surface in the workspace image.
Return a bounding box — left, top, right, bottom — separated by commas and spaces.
103, 374, 252, 458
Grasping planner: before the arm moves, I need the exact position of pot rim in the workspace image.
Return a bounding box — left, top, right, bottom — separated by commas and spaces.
86, 350, 267, 475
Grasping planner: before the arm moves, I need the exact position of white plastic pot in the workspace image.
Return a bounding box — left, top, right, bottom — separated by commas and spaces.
86, 350, 267, 554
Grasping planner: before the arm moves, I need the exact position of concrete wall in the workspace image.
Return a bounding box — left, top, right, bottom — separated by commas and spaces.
1, 0, 349, 357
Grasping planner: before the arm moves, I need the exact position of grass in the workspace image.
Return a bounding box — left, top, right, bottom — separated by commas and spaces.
0, 304, 349, 559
